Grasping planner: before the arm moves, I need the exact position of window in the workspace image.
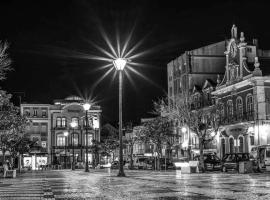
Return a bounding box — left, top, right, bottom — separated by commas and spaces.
61, 118, 66, 127
229, 137, 234, 153
71, 117, 79, 127
236, 97, 243, 118
247, 94, 253, 115
72, 133, 79, 146
24, 109, 30, 117
220, 104, 225, 118
33, 108, 38, 117
85, 134, 93, 146
56, 117, 61, 127
239, 136, 244, 153
227, 100, 233, 117
33, 123, 39, 133
57, 135, 66, 146
250, 135, 255, 145
42, 110, 47, 117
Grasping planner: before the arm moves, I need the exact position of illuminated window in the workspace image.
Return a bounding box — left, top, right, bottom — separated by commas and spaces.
56, 117, 61, 127
72, 133, 79, 146
61, 118, 66, 127
71, 117, 79, 127
33, 108, 38, 117
85, 134, 93, 146
57, 134, 66, 146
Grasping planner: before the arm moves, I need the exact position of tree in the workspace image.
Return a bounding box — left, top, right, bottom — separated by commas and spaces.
164, 92, 222, 172
0, 41, 12, 80
89, 139, 103, 168
0, 90, 28, 166
141, 116, 172, 170
123, 126, 144, 169
100, 124, 119, 162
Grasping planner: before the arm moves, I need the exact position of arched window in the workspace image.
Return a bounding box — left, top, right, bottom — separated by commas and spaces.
227, 100, 233, 117
221, 138, 226, 157
72, 133, 79, 146
57, 134, 66, 146
56, 117, 61, 127
61, 117, 66, 127
85, 134, 93, 146
236, 97, 243, 118
229, 137, 234, 153
71, 117, 79, 127
246, 94, 253, 115
239, 136, 244, 153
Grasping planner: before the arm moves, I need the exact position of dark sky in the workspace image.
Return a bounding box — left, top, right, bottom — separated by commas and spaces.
0, 0, 270, 125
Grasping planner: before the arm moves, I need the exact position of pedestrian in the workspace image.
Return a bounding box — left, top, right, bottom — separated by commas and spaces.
3, 161, 9, 178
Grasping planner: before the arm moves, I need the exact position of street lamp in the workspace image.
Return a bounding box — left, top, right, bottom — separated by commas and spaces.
63, 131, 69, 169
113, 57, 127, 177
83, 102, 91, 172
70, 121, 77, 170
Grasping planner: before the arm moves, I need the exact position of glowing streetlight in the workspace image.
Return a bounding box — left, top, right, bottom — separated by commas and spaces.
70, 121, 77, 170
83, 102, 91, 172
113, 57, 127, 177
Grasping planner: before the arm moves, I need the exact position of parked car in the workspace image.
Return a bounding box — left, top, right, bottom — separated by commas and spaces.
110, 161, 119, 169
194, 154, 221, 171
133, 157, 153, 170
221, 153, 250, 172
160, 158, 175, 170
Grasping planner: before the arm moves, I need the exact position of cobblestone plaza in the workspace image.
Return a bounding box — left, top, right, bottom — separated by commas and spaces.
1, 169, 270, 200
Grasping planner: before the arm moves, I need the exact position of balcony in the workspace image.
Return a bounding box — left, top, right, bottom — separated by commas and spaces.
220, 111, 254, 125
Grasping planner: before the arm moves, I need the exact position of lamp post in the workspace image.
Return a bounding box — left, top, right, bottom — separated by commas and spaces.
70, 121, 77, 170
113, 58, 127, 177
63, 131, 69, 169
83, 102, 91, 172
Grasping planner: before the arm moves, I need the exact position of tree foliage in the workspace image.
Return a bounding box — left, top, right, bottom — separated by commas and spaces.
0, 41, 12, 80
0, 90, 29, 164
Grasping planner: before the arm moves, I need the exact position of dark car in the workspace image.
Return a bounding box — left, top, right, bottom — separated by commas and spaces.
194, 154, 221, 171
160, 158, 175, 170
110, 161, 119, 169
221, 153, 250, 172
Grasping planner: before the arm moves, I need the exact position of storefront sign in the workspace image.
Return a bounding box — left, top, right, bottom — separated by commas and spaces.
23, 157, 32, 167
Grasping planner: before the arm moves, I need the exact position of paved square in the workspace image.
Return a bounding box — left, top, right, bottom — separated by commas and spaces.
1, 169, 270, 199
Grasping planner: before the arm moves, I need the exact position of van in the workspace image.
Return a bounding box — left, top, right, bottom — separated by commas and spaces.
133, 157, 153, 170
255, 145, 270, 172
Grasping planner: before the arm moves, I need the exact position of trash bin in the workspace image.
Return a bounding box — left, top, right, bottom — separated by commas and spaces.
239, 161, 253, 173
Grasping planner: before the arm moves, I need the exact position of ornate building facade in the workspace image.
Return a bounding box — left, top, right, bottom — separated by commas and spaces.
20, 96, 101, 169
167, 25, 270, 158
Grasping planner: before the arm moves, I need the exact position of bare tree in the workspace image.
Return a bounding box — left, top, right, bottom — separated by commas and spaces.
0, 41, 12, 80
123, 126, 144, 169
162, 92, 222, 172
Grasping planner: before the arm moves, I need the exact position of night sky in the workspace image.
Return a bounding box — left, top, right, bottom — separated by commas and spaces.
0, 0, 270, 125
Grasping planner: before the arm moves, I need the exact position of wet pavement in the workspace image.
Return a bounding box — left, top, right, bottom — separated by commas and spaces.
0, 169, 270, 199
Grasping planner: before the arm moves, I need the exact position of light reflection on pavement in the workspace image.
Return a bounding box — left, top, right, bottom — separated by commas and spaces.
0, 169, 270, 199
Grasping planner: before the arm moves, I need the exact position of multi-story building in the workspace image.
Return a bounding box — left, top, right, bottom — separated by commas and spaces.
21, 96, 101, 169
213, 25, 270, 158
168, 25, 270, 158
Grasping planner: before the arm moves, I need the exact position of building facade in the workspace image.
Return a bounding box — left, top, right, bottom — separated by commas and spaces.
167, 25, 270, 158
21, 96, 101, 169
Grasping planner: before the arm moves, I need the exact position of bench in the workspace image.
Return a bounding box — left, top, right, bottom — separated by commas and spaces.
4, 170, 16, 178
